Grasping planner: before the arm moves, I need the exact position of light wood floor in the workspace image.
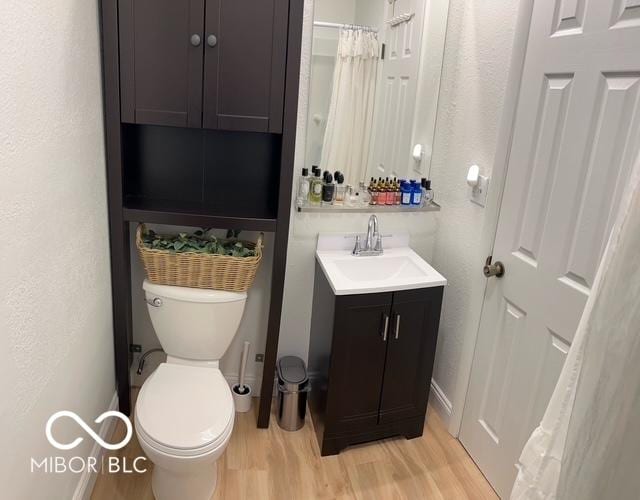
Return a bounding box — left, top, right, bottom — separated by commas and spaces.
92, 398, 496, 500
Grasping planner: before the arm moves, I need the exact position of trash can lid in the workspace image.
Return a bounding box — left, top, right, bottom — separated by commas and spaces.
277, 356, 308, 385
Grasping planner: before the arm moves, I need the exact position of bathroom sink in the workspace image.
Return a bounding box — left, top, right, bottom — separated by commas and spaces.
316, 233, 447, 295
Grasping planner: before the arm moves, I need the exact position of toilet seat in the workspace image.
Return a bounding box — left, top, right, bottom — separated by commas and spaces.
135, 363, 235, 457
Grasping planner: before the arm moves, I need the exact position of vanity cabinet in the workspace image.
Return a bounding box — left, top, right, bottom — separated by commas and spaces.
118, 0, 289, 132
308, 264, 444, 456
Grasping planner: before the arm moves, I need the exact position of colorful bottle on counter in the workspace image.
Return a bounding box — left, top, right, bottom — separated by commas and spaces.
411, 180, 422, 206
309, 169, 323, 205
385, 178, 393, 206
401, 180, 412, 205
369, 178, 378, 205
322, 173, 335, 204
394, 178, 401, 205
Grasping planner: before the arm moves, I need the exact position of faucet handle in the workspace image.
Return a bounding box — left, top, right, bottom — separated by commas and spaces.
374, 233, 384, 253
352, 235, 362, 255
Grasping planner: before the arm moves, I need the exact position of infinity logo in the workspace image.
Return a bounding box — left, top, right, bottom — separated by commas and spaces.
45, 411, 133, 451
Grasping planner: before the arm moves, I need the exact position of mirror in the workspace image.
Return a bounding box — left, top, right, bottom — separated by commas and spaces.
306, 0, 450, 189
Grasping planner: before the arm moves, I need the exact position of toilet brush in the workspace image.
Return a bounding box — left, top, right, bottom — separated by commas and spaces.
232, 341, 252, 413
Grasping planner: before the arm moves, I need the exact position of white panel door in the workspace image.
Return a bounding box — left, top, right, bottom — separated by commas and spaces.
370, 0, 426, 179
460, 0, 640, 497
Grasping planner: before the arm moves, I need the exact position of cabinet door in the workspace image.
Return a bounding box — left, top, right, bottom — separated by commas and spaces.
328, 293, 392, 432
202, 0, 289, 132
379, 287, 444, 424
119, 0, 205, 128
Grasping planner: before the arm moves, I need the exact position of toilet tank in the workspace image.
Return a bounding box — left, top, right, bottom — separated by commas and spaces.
143, 280, 247, 361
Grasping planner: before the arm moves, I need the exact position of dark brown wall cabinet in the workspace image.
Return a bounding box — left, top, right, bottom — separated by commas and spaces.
119, 0, 288, 133
308, 264, 444, 456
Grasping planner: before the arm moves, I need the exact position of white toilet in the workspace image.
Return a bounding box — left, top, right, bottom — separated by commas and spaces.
135, 279, 247, 500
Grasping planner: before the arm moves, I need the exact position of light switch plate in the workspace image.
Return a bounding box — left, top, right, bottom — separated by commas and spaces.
470, 175, 489, 207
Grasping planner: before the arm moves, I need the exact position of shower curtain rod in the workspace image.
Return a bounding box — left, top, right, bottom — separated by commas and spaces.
313, 21, 378, 33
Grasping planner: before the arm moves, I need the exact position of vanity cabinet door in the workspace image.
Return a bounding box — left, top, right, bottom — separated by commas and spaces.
378, 287, 444, 424
202, 0, 289, 133
328, 293, 392, 432
119, 0, 205, 128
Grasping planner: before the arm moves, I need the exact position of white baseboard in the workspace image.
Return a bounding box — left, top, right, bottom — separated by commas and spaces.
430, 380, 453, 427
73, 391, 119, 500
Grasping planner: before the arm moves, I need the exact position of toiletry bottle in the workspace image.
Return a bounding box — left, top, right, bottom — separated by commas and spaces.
309, 170, 323, 205
359, 181, 371, 206
345, 185, 353, 206
381, 178, 388, 205
394, 178, 401, 205
334, 172, 346, 205
296, 168, 310, 206
322, 173, 335, 204
385, 178, 393, 206
369, 179, 378, 205
411, 180, 422, 206
422, 178, 434, 206
401, 180, 412, 205
380, 178, 388, 205
367, 177, 376, 205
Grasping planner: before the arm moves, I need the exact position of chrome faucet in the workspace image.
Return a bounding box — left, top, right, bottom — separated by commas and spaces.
353, 215, 384, 256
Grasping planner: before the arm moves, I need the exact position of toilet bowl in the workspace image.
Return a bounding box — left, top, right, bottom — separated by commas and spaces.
135, 280, 247, 500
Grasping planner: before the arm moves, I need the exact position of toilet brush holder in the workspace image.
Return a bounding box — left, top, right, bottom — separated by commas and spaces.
232, 384, 252, 413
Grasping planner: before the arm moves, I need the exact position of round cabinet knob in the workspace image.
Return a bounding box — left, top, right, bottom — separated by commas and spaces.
190, 34, 201, 47
207, 34, 218, 47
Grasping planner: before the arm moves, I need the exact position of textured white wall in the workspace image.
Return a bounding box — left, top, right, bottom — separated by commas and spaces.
0, 0, 115, 497
428, 0, 521, 427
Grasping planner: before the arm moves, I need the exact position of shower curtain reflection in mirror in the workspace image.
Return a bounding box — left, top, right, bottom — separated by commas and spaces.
319, 29, 379, 186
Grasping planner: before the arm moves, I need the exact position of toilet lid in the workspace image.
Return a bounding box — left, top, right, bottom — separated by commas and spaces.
136, 363, 234, 452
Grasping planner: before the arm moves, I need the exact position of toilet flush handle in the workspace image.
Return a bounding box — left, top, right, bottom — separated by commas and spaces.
146, 297, 163, 307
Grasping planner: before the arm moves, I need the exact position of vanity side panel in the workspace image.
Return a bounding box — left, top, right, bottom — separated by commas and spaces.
308, 262, 336, 448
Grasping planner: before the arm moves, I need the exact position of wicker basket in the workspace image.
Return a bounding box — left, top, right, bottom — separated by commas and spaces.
136, 224, 263, 292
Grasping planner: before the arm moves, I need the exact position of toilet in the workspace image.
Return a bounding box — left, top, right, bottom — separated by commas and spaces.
135, 279, 248, 500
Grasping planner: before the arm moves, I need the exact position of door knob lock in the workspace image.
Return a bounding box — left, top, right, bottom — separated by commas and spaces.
483, 256, 505, 278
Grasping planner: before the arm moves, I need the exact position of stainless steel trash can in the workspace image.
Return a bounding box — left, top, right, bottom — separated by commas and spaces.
276, 356, 310, 431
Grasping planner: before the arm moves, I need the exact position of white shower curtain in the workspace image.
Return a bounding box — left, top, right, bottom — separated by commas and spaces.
320, 29, 379, 186
511, 150, 640, 500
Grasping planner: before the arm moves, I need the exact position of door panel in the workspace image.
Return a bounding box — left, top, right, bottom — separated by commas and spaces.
379, 287, 443, 424
119, 0, 205, 128
203, 0, 289, 132
327, 294, 392, 433
370, 0, 426, 178
460, 0, 640, 497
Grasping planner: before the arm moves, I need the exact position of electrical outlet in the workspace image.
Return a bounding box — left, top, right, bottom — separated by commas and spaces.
470, 175, 490, 207
255, 354, 264, 362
